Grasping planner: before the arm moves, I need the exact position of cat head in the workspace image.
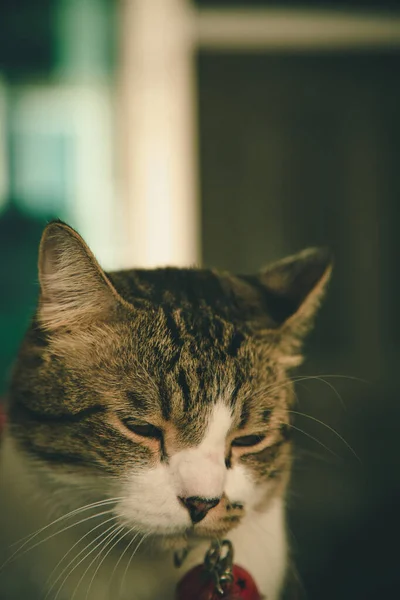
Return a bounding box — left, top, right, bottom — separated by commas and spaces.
8, 222, 332, 544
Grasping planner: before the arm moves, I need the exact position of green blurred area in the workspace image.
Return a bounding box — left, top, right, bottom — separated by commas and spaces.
0, 206, 49, 393
0, 0, 116, 394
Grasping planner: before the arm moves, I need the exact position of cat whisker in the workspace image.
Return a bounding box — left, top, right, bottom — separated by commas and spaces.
292, 373, 369, 385
246, 372, 368, 406
53, 523, 120, 600
85, 525, 130, 600
119, 532, 149, 597
288, 409, 361, 463
294, 381, 313, 395
108, 527, 140, 590
245, 377, 309, 404
292, 447, 339, 466
291, 373, 370, 409
1, 507, 118, 572
244, 379, 292, 402
290, 375, 347, 410
46, 520, 118, 600
288, 423, 340, 459
44, 515, 117, 597
9, 497, 123, 548
70, 525, 124, 600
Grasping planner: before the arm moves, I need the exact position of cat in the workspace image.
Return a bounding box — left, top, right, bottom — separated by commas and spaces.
0, 221, 332, 600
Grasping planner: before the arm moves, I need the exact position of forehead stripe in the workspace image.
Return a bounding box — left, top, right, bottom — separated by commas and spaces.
158, 378, 172, 421
163, 309, 184, 370
163, 308, 184, 350
227, 330, 245, 358
178, 368, 192, 412
11, 399, 105, 424
239, 398, 251, 429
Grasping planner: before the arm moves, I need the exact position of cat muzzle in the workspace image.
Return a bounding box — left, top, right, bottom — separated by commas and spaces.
179, 496, 221, 523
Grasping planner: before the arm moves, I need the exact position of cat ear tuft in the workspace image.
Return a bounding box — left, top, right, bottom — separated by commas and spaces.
258, 247, 333, 337
38, 221, 126, 331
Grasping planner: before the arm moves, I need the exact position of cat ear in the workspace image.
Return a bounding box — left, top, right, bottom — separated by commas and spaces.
38, 221, 127, 331
257, 247, 333, 338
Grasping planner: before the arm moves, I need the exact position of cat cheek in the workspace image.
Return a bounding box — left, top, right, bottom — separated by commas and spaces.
117, 466, 191, 532
224, 464, 259, 508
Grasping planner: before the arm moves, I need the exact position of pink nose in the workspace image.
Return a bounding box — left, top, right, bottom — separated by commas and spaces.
179, 496, 221, 524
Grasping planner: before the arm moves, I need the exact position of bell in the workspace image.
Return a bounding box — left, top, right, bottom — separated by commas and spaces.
175, 540, 262, 600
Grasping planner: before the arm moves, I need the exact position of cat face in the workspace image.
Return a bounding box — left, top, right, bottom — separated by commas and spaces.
7, 222, 331, 544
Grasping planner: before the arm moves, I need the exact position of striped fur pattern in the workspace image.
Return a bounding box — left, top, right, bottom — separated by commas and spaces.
0, 222, 332, 600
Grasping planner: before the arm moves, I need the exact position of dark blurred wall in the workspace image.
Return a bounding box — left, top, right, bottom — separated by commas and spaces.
196, 0, 400, 7
0, 0, 53, 75
198, 50, 400, 599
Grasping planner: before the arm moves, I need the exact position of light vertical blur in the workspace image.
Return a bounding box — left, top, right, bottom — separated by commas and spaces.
118, 0, 200, 268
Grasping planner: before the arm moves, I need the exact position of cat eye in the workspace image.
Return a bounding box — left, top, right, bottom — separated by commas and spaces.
231, 434, 265, 448
123, 420, 162, 440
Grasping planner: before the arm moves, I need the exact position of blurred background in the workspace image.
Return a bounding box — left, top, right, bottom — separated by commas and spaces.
1, 0, 400, 598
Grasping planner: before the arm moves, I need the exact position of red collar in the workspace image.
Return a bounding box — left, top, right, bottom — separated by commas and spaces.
176, 540, 261, 600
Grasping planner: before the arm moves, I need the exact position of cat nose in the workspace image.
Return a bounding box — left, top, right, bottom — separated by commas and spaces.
179, 496, 221, 524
